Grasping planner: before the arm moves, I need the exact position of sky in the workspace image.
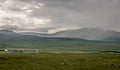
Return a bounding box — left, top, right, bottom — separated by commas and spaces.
0, 0, 120, 33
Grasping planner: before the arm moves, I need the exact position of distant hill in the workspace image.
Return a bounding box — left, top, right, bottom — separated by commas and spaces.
20, 28, 120, 41
52, 28, 120, 41
0, 30, 15, 35
0, 30, 40, 41
0, 29, 120, 51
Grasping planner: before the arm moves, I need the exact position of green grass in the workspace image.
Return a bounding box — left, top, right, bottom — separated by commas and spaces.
0, 53, 120, 70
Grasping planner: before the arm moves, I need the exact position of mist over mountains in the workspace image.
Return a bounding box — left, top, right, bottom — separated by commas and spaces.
0, 27, 120, 41
0, 28, 120, 51
19, 28, 120, 41
0, 0, 120, 51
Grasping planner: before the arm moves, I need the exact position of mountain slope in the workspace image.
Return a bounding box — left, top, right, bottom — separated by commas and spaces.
20, 28, 120, 41
50, 28, 120, 41
0, 29, 120, 51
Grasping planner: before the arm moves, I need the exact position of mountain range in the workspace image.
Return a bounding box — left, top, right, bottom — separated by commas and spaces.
20, 28, 120, 41
0, 28, 120, 51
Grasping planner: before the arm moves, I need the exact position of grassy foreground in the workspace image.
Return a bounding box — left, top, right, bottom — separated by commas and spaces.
0, 53, 120, 70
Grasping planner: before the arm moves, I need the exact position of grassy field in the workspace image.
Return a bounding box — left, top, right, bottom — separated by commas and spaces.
0, 53, 120, 70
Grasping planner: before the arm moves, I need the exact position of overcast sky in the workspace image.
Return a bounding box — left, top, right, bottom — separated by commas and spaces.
0, 0, 120, 33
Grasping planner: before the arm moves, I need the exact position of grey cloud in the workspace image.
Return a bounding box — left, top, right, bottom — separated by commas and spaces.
0, 25, 18, 30
0, 0, 120, 32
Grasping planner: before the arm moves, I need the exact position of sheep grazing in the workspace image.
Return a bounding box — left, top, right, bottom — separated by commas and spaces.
4, 49, 8, 52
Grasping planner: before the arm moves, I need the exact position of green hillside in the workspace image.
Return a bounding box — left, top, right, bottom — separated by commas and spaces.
0, 33, 120, 51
